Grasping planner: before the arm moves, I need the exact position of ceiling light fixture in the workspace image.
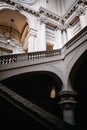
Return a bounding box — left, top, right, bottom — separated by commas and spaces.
7, 18, 14, 44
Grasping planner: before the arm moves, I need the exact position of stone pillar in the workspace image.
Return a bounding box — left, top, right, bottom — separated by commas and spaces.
28, 28, 35, 52
78, 5, 87, 29
59, 90, 77, 125
79, 13, 87, 29
54, 28, 63, 49
67, 26, 73, 41
62, 29, 67, 46
40, 20, 46, 51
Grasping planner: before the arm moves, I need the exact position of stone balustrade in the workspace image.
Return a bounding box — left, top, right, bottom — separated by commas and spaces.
0, 49, 61, 65
0, 26, 87, 65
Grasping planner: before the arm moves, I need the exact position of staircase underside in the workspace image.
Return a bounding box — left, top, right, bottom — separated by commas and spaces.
0, 83, 78, 130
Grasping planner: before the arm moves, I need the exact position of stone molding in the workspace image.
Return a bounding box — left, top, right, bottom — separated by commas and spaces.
58, 90, 77, 110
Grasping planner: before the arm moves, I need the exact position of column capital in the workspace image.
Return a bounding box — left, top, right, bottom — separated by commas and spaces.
39, 13, 47, 24
55, 26, 62, 31
58, 90, 77, 110
65, 24, 73, 29
29, 28, 37, 37
40, 18, 47, 24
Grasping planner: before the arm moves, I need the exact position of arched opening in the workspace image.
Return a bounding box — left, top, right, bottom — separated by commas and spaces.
0, 9, 29, 54
1, 71, 63, 118
69, 51, 87, 129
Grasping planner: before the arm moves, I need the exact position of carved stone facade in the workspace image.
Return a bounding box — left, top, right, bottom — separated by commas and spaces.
0, 0, 87, 129
0, 0, 87, 55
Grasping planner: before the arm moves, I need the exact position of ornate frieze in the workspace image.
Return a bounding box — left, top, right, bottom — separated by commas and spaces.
0, 0, 87, 31
1, 0, 39, 16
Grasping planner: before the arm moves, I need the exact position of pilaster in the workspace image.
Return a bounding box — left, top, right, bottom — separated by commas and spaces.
54, 27, 63, 49
62, 29, 67, 46
77, 3, 87, 29
67, 25, 73, 41
39, 14, 47, 51
28, 28, 37, 52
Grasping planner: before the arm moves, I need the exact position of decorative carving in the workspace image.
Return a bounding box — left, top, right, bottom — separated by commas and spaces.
77, 3, 85, 15
15, 3, 22, 11
58, 90, 77, 110
40, 18, 47, 25
39, 13, 47, 24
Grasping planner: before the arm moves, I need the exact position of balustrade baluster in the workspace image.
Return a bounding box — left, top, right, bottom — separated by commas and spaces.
0, 47, 61, 65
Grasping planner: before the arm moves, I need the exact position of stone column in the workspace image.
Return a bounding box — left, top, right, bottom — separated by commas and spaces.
79, 13, 87, 29
67, 26, 73, 41
62, 29, 67, 46
54, 28, 63, 49
40, 19, 46, 51
59, 90, 77, 125
28, 28, 35, 52
78, 5, 87, 29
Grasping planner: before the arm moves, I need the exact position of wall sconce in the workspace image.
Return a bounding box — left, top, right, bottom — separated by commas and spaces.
50, 86, 56, 99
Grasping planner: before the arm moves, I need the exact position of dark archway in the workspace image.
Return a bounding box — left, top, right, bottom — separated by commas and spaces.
1, 71, 63, 118
69, 51, 87, 129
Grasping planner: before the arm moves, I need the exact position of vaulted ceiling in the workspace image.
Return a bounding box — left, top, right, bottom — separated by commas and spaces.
0, 9, 29, 43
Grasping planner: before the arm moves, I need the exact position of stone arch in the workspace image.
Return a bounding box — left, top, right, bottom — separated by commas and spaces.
68, 50, 87, 90
68, 50, 87, 129
0, 6, 30, 44
1, 69, 63, 118
66, 43, 87, 90
65, 46, 87, 128
0, 64, 63, 87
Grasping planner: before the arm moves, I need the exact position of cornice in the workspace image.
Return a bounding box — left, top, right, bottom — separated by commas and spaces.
63, 0, 87, 28
0, 0, 39, 16
64, 1, 87, 19
62, 0, 78, 21
0, 0, 87, 30
39, 7, 62, 23
0, 0, 64, 29
38, 10, 64, 30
